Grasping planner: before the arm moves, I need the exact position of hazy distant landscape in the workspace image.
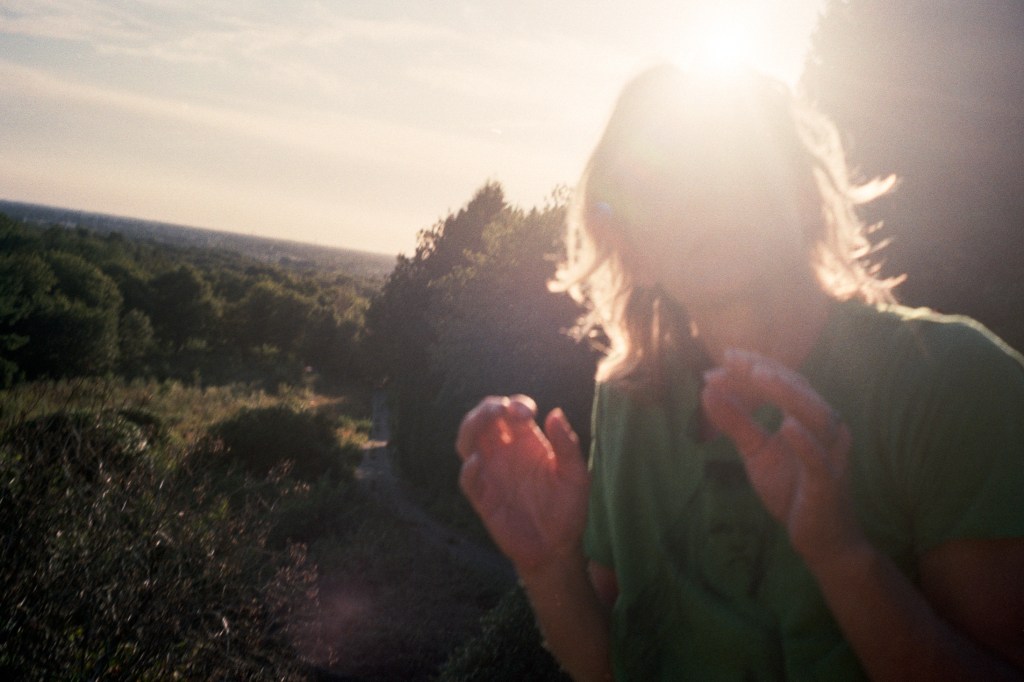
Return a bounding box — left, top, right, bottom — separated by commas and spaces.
0, 199, 396, 281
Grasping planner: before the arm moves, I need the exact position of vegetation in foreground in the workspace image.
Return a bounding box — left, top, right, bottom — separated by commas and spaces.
0, 379, 370, 679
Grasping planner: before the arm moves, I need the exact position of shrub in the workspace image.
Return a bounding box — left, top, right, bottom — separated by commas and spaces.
438, 587, 569, 681
0, 407, 328, 680
267, 475, 363, 548
204, 404, 361, 484
3, 408, 151, 483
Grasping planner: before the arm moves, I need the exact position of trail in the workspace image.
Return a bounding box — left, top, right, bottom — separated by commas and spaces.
356, 391, 515, 582
310, 392, 515, 681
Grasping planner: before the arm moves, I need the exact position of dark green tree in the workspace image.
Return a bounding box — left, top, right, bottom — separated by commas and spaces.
802, 1, 1024, 348
118, 308, 156, 366
3, 252, 122, 380
0, 254, 57, 385
148, 264, 220, 350
300, 307, 360, 384
365, 183, 596, 514
44, 251, 123, 312
228, 279, 316, 354
364, 183, 508, 488
429, 202, 597, 459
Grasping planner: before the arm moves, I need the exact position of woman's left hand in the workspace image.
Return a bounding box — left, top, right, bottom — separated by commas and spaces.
700, 348, 866, 567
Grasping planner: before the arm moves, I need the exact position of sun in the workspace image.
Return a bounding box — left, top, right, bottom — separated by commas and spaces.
669, 12, 765, 81
698, 23, 755, 73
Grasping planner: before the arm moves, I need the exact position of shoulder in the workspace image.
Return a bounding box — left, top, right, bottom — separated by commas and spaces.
830, 301, 1024, 392
862, 306, 1024, 550
881, 304, 1023, 397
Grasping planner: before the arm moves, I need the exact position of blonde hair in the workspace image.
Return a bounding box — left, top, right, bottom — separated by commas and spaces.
552, 64, 901, 387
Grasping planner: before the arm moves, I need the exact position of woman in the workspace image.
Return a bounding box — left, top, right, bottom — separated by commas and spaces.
455, 65, 1024, 680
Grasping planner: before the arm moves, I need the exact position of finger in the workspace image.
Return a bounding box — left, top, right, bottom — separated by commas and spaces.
779, 415, 832, 479
456, 395, 516, 458
781, 413, 853, 476
507, 394, 538, 420
722, 349, 838, 445
459, 451, 508, 516
458, 451, 486, 506
702, 367, 763, 414
503, 395, 543, 441
701, 382, 770, 456
544, 408, 581, 465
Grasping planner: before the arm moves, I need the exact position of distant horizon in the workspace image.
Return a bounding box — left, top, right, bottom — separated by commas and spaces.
0, 196, 398, 258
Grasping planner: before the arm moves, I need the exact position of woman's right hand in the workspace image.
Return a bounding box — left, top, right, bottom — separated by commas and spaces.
455, 395, 591, 577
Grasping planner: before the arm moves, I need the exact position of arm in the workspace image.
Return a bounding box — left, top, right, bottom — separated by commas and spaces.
809, 536, 1024, 680
456, 396, 613, 681
517, 556, 614, 682
702, 350, 1024, 680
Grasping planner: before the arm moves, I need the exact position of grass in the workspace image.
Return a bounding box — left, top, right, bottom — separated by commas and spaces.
0, 377, 515, 680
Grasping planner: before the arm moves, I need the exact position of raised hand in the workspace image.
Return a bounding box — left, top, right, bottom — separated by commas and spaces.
455, 395, 591, 577
700, 349, 865, 567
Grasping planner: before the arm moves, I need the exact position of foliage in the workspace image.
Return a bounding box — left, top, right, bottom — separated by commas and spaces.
0, 253, 57, 385
364, 183, 597, 521
0, 212, 377, 389
268, 474, 363, 548
148, 263, 220, 350
202, 403, 362, 484
3, 409, 151, 480
438, 587, 569, 681
118, 308, 156, 366
802, 1, 1024, 350
0, 402, 326, 680
0, 248, 122, 382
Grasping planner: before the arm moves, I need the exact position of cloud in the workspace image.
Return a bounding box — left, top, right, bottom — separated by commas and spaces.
0, 0, 160, 45
1, 2, 460, 64
0, 57, 528, 178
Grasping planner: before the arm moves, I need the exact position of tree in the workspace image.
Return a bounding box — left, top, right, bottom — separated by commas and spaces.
228, 279, 316, 355
0, 254, 57, 385
45, 251, 122, 312
1, 252, 122, 380
802, 1, 1024, 348
430, 203, 597, 454
364, 184, 507, 484
148, 265, 220, 350
119, 308, 156, 365
300, 307, 360, 384
365, 183, 596, 510
12, 298, 120, 379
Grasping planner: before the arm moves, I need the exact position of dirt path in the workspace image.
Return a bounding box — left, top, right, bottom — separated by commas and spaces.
311, 393, 514, 681
356, 392, 515, 582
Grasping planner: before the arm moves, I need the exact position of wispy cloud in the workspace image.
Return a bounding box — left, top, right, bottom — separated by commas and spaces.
0, 57, 520, 175
0, 0, 159, 45
2, 2, 460, 63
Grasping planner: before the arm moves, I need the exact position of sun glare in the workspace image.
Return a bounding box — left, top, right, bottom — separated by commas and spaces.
669, 11, 778, 83
698, 24, 755, 74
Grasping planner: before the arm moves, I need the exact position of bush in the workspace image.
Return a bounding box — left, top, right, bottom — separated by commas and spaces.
268, 475, 363, 548
0, 406, 328, 680
438, 587, 569, 682
204, 404, 361, 484
3, 408, 151, 483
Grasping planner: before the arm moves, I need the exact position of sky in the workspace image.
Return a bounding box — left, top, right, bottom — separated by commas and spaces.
0, 1, 824, 256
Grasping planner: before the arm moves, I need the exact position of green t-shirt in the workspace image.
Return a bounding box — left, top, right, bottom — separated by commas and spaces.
583, 301, 1024, 680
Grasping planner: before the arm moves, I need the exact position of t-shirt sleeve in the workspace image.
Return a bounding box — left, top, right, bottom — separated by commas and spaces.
583, 382, 615, 568
894, 321, 1024, 553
